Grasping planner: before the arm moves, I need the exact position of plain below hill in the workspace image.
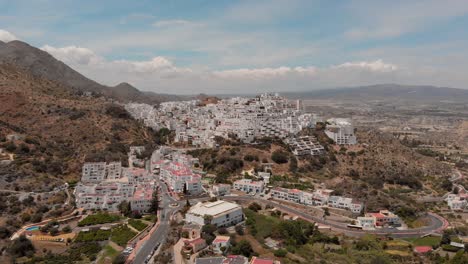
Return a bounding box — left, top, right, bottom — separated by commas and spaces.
0, 40, 180, 104
284, 84, 468, 102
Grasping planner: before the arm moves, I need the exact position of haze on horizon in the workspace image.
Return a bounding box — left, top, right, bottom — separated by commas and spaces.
1, 0, 468, 94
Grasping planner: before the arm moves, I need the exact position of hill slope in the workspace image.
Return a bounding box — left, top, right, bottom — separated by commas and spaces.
0, 63, 159, 190
0, 40, 179, 104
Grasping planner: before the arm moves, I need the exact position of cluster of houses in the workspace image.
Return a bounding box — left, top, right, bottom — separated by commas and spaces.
126, 93, 357, 152
74, 146, 205, 213
357, 210, 401, 229
182, 200, 280, 264
445, 184, 468, 211
151, 148, 203, 195
270, 187, 364, 214
74, 159, 156, 213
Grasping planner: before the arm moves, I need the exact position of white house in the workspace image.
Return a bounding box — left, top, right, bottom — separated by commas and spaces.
325, 118, 357, 145
233, 179, 264, 193
212, 235, 231, 253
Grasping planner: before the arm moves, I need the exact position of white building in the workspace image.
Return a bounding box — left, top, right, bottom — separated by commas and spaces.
125, 93, 324, 148
185, 200, 244, 227
285, 136, 325, 156
81, 162, 107, 183
233, 179, 264, 193
212, 235, 231, 253
325, 118, 357, 145
271, 187, 363, 213
213, 184, 231, 196
130, 186, 155, 213
76, 147, 159, 212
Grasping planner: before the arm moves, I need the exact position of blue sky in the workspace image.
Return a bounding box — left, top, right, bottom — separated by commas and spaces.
1, 0, 468, 94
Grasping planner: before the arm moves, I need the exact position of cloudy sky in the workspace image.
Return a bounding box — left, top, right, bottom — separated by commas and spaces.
1, 0, 468, 94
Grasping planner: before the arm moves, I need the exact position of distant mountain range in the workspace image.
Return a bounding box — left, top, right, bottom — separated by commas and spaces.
0, 40, 180, 104
283, 84, 468, 102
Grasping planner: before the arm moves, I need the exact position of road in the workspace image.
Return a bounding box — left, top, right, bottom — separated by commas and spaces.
223, 196, 449, 238
131, 179, 180, 264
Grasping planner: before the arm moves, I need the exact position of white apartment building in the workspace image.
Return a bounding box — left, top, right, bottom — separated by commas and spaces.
233, 179, 265, 193
81, 162, 107, 183
130, 186, 155, 213
325, 118, 357, 145
271, 187, 363, 214
185, 200, 244, 227
285, 136, 325, 156
76, 147, 159, 212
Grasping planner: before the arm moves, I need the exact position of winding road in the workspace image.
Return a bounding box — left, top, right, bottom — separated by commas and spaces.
130, 179, 180, 264
223, 196, 449, 238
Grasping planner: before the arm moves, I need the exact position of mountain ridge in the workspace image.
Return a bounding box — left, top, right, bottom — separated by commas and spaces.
0, 40, 179, 104
283, 84, 468, 101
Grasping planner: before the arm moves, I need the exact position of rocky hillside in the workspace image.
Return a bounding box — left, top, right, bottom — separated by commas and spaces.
0, 40, 180, 104
190, 126, 453, 219
0, 64, 160, 191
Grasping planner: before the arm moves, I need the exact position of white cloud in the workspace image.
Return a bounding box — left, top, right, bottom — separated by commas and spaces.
213, 66, 316, 79
41, 45, 191, 80
334, 59, 398, 72
0, 29, 18, 42
33, 44, 468, 94
41, 45, 102, 65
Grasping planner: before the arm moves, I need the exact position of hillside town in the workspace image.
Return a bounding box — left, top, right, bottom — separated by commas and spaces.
125, 93, 357, 150
39, 94, 466, 263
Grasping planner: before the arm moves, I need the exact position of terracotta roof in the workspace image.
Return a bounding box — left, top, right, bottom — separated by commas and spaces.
414, 246, 432, 254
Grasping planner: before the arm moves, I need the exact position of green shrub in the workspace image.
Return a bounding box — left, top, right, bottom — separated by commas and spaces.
441, 244, 462, 252
271, 150, 288, 164
111, 225, 137, 246
274, 248, 288, 257
75, 229, 111, 242
78, 213, 120, 226
128, 219, 148, 231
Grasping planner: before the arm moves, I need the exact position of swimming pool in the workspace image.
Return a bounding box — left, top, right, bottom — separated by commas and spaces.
26, 226, 39, 231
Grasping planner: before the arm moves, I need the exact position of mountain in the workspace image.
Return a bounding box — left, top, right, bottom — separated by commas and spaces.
284, 84, 468, 102
0, 40, 179, 104
0, 63, 159, 188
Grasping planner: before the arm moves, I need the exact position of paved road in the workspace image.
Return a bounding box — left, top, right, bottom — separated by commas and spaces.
223, 196, 449, 238
131, 180, 180, 264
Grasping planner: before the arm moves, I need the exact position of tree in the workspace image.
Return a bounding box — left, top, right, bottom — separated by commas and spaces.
231, 239, 254, 257
235, 225, 244, 235
118, 201, 131, 217
248, 202, 262, 212
113, 253, 127, 264
149, 189, 159, 214
49, 227, 59, 236
274, 248, 288, 257
203, 215, 213, 225
62, 225, 72, 233
441, 231, 451, 245
0, 226, 11, 239
271, 150, 288, 164
218, 227, 228, 235
202, 224, 217, 234
8, 235, 35, 258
